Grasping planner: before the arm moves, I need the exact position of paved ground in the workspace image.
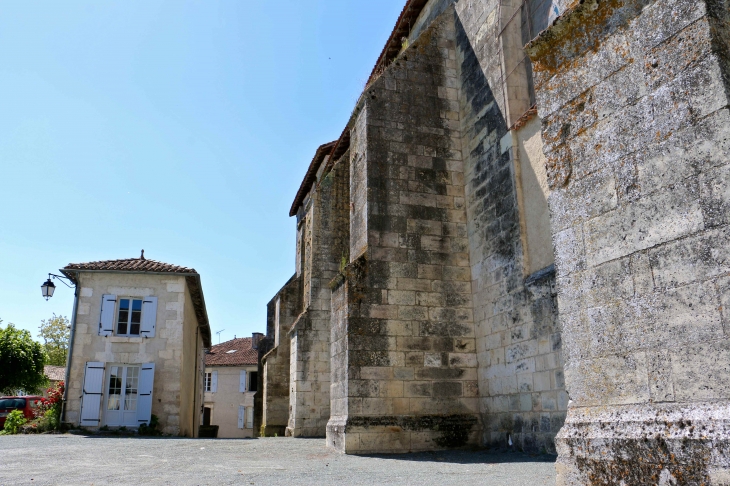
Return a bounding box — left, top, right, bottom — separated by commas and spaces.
1, 434, 557, 485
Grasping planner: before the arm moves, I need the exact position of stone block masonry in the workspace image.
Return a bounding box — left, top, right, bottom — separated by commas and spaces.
455, 0, 566, 453
287, 157, 349, 437
526, 0, 730, 483
259, 276, 300, 437
262, 0, 730, 474
327, 10, 482, 453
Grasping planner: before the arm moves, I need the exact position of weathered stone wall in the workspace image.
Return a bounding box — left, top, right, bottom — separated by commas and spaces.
260, 276, 299, 437
326, 8, 483, 454
454, 0, 566, 453
527, 0, 730, 482
287, 154, 350, 437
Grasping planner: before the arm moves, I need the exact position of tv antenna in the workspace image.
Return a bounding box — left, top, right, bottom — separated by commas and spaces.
216, 329, 225, 344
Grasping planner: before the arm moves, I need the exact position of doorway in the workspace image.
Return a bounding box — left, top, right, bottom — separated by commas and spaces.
203, 407, 212, 426
104, 365, 140, 427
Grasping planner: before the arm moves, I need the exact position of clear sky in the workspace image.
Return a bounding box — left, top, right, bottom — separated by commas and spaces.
0, 0, 404, 344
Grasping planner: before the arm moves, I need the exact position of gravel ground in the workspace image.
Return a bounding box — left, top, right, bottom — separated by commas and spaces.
1, 434, 557, 485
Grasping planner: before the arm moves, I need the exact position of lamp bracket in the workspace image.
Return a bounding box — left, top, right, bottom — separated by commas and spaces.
48, 273, 75, 288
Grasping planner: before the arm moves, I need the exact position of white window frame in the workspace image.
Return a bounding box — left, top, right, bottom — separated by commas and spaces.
246, 406, 254, 429
204, 372, 212, 392
116, 297, 144, 337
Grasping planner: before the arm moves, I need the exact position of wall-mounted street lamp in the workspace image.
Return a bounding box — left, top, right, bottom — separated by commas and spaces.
40, 270, 79, 425
41, 273, 75, 300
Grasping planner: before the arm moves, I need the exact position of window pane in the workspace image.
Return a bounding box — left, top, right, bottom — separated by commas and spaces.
130, 300, 142, 335
124, 367, 139, 411
117, 299, 130, 335
107, 367, 121, 410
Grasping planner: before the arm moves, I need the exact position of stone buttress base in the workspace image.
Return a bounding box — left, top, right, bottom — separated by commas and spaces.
326, 414, 481, 454
555, 403, 730, 485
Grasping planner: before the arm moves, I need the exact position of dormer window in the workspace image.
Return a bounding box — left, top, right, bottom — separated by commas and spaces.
117, 298, 143, 336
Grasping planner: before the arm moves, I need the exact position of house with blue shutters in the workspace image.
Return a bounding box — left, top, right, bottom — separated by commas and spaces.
60, 252, 212, 436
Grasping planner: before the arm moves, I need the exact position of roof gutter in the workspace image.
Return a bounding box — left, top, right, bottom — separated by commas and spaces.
60, 269, 201, 283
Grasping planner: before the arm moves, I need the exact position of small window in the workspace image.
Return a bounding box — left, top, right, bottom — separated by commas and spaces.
203, 407, 211, 426
204, 372, 212, 392
117, 298, 143, 336
249, 372, 258, 392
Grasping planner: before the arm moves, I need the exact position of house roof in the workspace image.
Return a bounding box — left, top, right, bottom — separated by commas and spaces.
289, 141, 337, 217
205, 337, 258, 366
60, 252, 212, 348
61, 254, 196, 275
44, 365, 65, 382
289, 0, 430, 217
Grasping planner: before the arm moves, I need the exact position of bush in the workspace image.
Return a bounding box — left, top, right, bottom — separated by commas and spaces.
3, 409, 27, 434
138, 414, 161, 436
24, 381, 64, 433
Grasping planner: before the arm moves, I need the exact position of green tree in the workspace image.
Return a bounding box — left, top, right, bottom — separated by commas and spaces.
0, 320, 48, 394
39, 314, 70, 366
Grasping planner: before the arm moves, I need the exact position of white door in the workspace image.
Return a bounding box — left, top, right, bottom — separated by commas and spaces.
104, 365, 140, 427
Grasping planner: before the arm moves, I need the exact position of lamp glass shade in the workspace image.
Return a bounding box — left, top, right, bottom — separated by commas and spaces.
41, 279, 56, 300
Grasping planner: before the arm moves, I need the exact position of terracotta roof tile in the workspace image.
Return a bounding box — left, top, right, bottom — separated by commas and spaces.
44, 365, 65, 382
62, 256, 196, 275
205, 338, 258, 366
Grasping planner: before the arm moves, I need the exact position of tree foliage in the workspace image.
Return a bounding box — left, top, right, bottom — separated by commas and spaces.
39, 314, 70, 367
0, 320, 48, 394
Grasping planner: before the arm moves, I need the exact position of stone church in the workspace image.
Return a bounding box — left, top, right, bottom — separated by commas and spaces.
256, 0, 730, 483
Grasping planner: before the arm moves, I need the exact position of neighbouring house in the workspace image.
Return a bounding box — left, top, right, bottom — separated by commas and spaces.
203, 334, 262, 438
43, 365, 65, 395
60, 252, 212, 436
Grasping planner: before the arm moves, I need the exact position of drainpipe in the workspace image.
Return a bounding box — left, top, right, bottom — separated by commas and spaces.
61, 272, 80, 423
194, 325, 201, 437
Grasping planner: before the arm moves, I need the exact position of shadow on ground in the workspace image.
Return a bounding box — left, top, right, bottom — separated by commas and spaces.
356, 449, 557, 465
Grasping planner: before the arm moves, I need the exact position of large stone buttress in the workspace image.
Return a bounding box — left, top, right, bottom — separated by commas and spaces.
326, 9, 482, 453
527, 0, 730, 483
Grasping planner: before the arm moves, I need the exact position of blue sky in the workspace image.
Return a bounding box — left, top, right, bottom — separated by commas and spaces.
0, 0, 403, 343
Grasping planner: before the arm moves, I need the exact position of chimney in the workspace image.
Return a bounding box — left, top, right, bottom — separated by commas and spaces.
251, 332, 264, 349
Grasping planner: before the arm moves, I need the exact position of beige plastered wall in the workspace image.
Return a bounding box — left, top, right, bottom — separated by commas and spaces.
181, 285, 204, 437
65, 272, 202, 436
204, 365, 257, 438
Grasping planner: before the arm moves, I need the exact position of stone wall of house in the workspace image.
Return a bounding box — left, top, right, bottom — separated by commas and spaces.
181, 282, 204, 437
326, 9, 483, 454
260, 276, 299, 437
65, 273, 200, 436
526, 0, 730, 482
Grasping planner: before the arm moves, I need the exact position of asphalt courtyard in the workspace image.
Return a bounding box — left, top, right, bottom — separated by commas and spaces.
2, 434, 557, 485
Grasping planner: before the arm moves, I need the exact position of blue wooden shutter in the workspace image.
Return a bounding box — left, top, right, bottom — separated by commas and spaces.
136, 363, 155, 425
240, 370, 247, 392
211, 370, 218, 393
99, 295, 116, 336
238, 406, 245, 429
140, 297, 157, 338
80, 362, 105, 426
